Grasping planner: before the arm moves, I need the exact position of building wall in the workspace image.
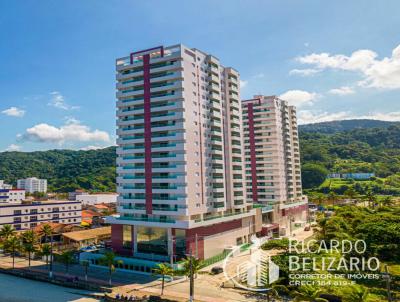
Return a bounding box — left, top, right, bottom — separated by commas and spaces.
17, 178, 47, 193
76, 194, 118, 205
242, 96, 303, 204
0, 189, 25, 203
114, 44, 250, 231
0, 201, 82, 230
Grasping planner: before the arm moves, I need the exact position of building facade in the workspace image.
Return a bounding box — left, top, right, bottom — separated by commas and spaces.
75, 193, 118, 205
17, 177, 48, 193
0, 180, 12, 190
0, 200, 82, 230
108, 44, 261, 260
0, 189, 25, 203
242, 95, 307, 236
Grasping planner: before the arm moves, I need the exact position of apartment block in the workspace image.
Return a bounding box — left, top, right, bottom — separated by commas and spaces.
108, 44, 261, 261
0, 180, 12, 190
242, 95, 308, 236
0, 189, 25, 203
17, 177, 47, 193
0, 200, 82, 230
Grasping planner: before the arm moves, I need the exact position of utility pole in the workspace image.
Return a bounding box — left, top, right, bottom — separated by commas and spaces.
189, 250, 194, 302
195, 234, 198, 258
169, 235, 174, 267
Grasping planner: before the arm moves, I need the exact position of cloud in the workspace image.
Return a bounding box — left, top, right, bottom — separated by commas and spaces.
48, 91, 79, 110
20, 120, 110, 144
80, 145, 104, 151
296, 44, 400, 89
298, 110, 400, 124
289, 68, 321, 77
279, 90, 319, 107
240, 80, 248, 88
328, 86, 355, 95
4, 144, 21, 152
2, 107, 25, 117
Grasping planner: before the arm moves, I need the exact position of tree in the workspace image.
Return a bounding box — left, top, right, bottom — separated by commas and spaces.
327, 191, 338, 206
344, 187, 358, 202
4, 235, 21, 269
59, 251, 74, 276
364, 190, 376, 208
21, 230, 37, 270
152, 263, 174, 295
262, 238, 291, 254
40, 224, 54, 278
40, 244, 51, 269
99, 251, 123, 286
81, 260, 90, 282
0, 224, 16, 242
180, 256, 203, 278
301, 163, 328, 189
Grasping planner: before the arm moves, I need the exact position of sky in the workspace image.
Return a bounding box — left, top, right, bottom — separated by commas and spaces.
1, 0, 400, 152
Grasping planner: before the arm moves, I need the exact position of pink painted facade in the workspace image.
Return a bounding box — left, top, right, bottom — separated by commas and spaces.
109, 44, 260, 260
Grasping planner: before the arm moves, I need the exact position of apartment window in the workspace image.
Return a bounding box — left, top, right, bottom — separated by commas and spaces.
14, 210, 21, 215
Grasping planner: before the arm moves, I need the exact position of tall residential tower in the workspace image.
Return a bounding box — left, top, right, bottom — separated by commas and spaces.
242, 95, 308, 236
109, 45, 261, 261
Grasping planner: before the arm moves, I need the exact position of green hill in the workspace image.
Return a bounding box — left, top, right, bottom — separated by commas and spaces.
299, 123, 400, 195
0, 147, 117, 192
1, 120, 400, 194
299, 119, 399, 133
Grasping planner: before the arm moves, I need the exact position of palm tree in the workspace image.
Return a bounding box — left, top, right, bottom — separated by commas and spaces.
81, 260, 90, 282
181, 256, 203, 278
21, 230, 37, 270
40, 224, 54, 278
40, 244, 51, 269
4, 235, 21, 269
59, 251, 74, 276
152, 263, 174, 295
0, 224, 16, 242
23, 243, 36, 270
99, 251, 123, 286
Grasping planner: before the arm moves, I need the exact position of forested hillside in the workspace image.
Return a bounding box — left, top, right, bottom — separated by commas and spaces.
1, 120, 400, 193
0, 147, 116, 192
300, 123, 400, 195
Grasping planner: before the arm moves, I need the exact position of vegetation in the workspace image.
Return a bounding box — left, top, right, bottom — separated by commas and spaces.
262, 202, 400, 301
152, 263, 174, 295
0, 147, 116, 192
99, 251, 123, 286
300, 121, 400, 193
0, 120, 398, 194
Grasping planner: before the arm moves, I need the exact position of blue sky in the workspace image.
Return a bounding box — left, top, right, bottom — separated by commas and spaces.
1, 0, 400, 152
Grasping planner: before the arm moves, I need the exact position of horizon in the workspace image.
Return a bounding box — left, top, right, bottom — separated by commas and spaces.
1, 0, 400, 152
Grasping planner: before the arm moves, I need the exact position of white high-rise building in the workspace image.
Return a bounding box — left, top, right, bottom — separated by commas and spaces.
108, 44, 261, 260
17, 177, 48, 193
242, 95, 308, 236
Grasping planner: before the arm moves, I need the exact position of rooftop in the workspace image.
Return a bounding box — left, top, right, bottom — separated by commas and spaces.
62, 226, 111, 242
